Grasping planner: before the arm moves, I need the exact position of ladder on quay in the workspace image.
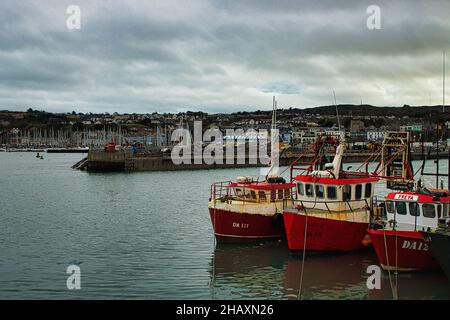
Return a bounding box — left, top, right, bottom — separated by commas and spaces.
124, 149, 135, 171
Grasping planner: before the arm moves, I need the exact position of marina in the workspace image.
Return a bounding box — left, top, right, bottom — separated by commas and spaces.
2, 0, 450, 306
0, 151, 449, 299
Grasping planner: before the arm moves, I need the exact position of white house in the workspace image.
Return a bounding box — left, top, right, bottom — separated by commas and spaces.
367, 131, 384, 141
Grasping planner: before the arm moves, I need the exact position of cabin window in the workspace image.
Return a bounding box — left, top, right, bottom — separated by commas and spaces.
305, 184, 314, 197
297, 183, 304, 196
444, 204, 449, 218
437, 204, 442, 218
258, 191, 267, 201
285, 189, 291, 199
343, 185, 352, 201
422, 204, 436, 218
315, 185, 324, 198
250, 190, 257, 200
365, 183, 372, 198
395, 202, 407, 215
278, 189, 284, 199
409, 202, 419, 216
271, 190, 276, 201
386, 201, 395, 214
355, 184, 362, 200
327, 186, 337, 200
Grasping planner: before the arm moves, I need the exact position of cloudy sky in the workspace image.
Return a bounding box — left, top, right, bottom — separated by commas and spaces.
1, 0, 450, 114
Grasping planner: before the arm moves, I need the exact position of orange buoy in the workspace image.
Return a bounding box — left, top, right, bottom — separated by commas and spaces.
361, 234, 372, 247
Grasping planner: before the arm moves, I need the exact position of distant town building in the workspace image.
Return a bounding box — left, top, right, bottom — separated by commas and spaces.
400, 124, 422, 132
367, 131, 384, 141
350, 120, 365, 132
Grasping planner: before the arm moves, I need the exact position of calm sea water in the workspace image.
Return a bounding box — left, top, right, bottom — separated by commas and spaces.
0, 152, 449, 299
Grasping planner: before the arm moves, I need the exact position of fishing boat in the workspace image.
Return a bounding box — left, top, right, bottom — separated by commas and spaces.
283, 133, 380, 251
368, 128, 450, 271
421, 224, 450, 280
208, 97, 295, 242
369, 189, 448, 271
209, 177, 294, 242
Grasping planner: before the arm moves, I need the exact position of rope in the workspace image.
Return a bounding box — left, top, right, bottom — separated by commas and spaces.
383, 229, 397, 300
211, 191, 217, 299
298, 209, 308, 300
395, 229, 399, 299
297, 186, 319, 300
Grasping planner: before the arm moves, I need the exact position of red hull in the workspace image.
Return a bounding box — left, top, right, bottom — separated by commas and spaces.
369, 229, 440, 271
283, 211, 369, 251
208, 208, 283, 242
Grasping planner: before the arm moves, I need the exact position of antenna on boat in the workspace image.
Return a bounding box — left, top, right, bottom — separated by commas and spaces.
266, 96, 278, 179
443, 50, 446, 113
333, 90, 341, 132
272, 96, 277, 131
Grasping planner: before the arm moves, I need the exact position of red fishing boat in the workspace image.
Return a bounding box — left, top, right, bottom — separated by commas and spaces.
283, 133, 380, 251
208, 97, 295, 242
209, 176, 295, 242
369, 189, 448, 271
369, 130, 450, 271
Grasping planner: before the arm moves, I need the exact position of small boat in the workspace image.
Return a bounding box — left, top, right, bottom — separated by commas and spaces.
369, 189, 448, 271
208, 97, 295, 242
283, 133, 380, 251
421, 224, 450, 280
209, 176, 294, 242
369, 130, 450, 271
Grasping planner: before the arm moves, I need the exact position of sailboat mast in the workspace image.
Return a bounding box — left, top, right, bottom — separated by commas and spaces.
266, 96, 278, 178
443, 50, 446, 113
333, 90, 341, 131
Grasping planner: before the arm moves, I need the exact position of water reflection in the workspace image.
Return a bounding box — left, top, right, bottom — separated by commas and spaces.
209, 242, 450, 300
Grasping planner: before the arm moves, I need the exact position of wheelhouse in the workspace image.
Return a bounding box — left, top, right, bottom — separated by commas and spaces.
295, 176, 378, 203
228, 181, 295, 203
384, 191, 450, 231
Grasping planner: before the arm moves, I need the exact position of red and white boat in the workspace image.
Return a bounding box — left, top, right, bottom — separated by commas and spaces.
208, 176, 295, 242
367, 130, 450, 271
283, 134, 380, 251
208, 97, 295, 242
369, 189, 450, 271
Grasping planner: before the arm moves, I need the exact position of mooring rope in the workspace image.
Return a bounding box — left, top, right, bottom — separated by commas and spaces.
383, 229, 397, 300
395, 228, 399, 299
298, 209, 308, 300
211, 193, 217, 299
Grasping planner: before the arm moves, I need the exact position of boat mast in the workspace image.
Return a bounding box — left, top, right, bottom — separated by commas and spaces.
443, 50, 446, 113
267, 96, 278, 178
333, 90, 341, 132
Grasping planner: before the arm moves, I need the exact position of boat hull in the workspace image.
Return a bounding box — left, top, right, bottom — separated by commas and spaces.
368, 229, 440, 271
424, 231, 450, 280
208, 208, 284, 242
283, 211, 369, 251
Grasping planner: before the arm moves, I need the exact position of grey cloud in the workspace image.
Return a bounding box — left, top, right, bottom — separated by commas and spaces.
0, 0, 449, 113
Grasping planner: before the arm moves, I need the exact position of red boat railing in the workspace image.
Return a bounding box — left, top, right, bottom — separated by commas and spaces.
210, 180, 232, 200
210, 180, 295, 204
285, 198, 372, 216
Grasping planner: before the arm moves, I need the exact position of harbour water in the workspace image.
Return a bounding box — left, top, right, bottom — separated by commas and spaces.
0, 152, 449, 299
